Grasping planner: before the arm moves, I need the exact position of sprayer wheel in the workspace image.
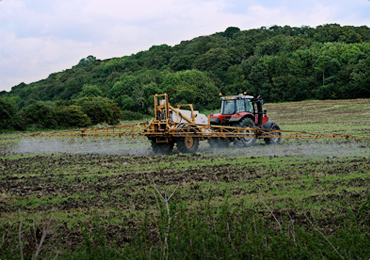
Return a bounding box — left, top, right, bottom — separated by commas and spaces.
151, 140, 174, 154
177, 128, 199, 153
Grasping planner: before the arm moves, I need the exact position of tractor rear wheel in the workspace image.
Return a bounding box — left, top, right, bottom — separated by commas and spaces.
151, 140, 174, 154
177, 129, 199, 153
264, 123, 281, 145
234, 118, 256, 148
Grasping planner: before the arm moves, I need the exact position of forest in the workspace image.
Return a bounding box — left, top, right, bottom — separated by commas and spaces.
1, 24, 370, 130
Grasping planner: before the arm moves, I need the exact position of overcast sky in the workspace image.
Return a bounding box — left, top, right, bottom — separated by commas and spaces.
1, 0, 370, 92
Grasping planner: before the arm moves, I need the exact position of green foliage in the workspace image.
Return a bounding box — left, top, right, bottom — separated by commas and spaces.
0, 95, 22, 110
120, 95, 138, 111
2, 24, 370, 126
161, 70, 220, 110
75, 55, 97, 68
78, 84, 103, 98
193, 48, 233, 72
120, 110, 147, 121
76, 96, 121, 125
0, 98, 17, 129
121, 195, 370, 259
7, 96, 121, 130
223, 26, 241, 38
0, 98, 25, 131
19, 101, 58, 129
55, 105, 91, 127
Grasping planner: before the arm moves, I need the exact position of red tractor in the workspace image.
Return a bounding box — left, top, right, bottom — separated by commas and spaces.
209, 93, 281, 148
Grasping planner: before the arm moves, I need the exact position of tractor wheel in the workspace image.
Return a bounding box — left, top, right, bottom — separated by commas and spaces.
151, 140, 174, 154
234, 118, 256, 148
208, 137, 230, 148
177, 129, 199, 153
264, 123, 281, 145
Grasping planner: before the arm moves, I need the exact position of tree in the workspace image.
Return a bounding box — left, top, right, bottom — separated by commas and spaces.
0, 98, 17, 129
108, 75, 139, 107
242, 56, 271, 100
223, 27, 240, 39
192, 48, 232, 72
161, 70, 220, 110
75, 55, 97, 68
20, 101, 57, 129
313, 43, 339, 86
55, 105, 91, 127
169, 55, 195, 71
121, 95, 138, 111
76, 97, 121, 125
78, 84, 103, 98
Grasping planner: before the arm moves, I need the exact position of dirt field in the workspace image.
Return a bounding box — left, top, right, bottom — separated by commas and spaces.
1, 99, 370, 259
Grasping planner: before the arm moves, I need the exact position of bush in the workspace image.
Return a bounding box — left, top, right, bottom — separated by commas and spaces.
120, 110, 147, 121
0, 98, 16, 130
76, 97, 121, 125
19, 101, 57, 129
55, 105, 91, 127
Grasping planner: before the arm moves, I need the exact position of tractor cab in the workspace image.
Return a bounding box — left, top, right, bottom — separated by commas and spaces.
221, 95, 254, 115
210, 93, 268, 127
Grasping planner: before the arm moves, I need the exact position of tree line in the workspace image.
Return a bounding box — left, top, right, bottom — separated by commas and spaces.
1, 24, 370, 130
0, 96, 121, 130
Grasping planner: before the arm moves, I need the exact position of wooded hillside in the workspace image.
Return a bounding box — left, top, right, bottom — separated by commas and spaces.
1, 24, 370, 130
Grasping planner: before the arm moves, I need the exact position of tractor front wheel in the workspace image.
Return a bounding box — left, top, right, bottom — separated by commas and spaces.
264, 123, 281, 145
234, 118, 256, 148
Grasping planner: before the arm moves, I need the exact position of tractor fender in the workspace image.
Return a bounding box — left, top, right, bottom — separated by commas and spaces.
229, 114, 254, 123
263, 121, 279, 129
228, 117, 242, 123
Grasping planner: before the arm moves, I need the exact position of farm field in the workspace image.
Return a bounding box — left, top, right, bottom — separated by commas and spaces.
1, 98, 370, 259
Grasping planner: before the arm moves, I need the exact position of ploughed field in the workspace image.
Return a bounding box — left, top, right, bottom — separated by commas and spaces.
1, 99, 370, 259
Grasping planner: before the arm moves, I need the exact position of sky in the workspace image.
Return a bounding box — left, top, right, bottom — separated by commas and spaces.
1, 0, 370, 92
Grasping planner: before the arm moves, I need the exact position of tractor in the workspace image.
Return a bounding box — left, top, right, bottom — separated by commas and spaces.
209, 93, 281, 148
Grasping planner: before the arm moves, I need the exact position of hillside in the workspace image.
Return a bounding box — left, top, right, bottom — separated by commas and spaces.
1, 24, 370, 130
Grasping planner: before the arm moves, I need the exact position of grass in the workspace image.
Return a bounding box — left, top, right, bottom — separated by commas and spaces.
0, 98, 370, 259
264, 98, 370, 135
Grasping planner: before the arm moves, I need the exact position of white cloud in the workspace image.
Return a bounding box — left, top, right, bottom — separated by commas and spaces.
0, 0, 370, 91
0, 30, 92, 88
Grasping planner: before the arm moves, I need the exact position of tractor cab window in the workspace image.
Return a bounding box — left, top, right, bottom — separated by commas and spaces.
236, 99, 245, 113
245, 99, 253, 113
221, 100, 235, 115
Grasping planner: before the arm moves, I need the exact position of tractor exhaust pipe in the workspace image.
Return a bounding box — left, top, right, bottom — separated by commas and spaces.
256, 96, 264, 127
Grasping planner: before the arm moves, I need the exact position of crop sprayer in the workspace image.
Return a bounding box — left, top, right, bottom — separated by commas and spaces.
25, 93, 370, 154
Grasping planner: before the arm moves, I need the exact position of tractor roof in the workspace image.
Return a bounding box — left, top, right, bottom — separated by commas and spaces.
220, 94, 255, 100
